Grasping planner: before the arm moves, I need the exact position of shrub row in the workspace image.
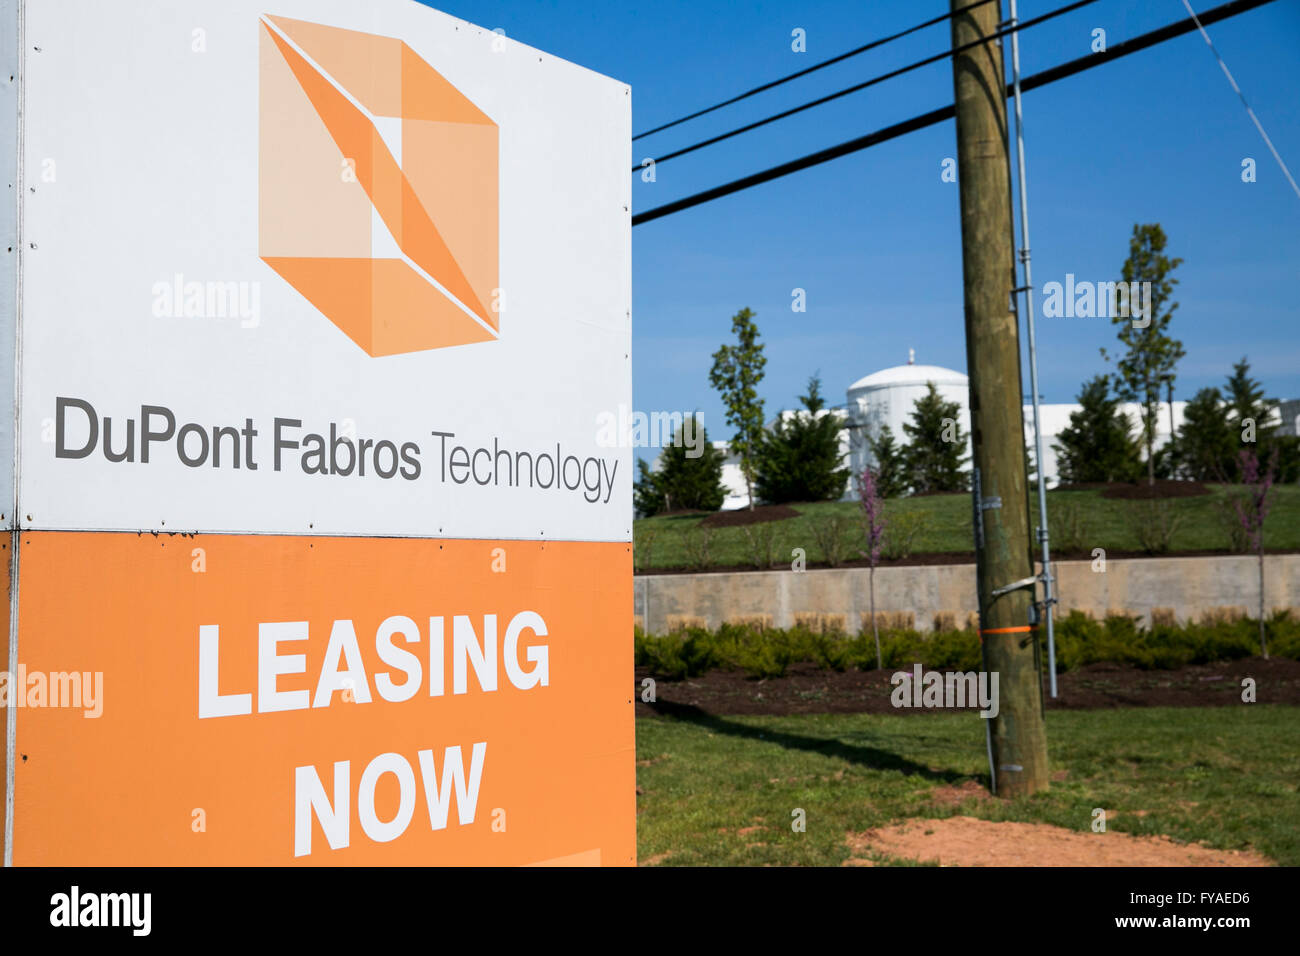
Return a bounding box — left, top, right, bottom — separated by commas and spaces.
633, 611, 1300, 680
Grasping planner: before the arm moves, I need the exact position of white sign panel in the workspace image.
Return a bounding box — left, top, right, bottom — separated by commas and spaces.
16, 0, 632, 541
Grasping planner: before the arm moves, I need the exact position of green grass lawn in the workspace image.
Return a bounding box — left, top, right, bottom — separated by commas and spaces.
635, 706, 1300, 866
633, 484, 1300, 571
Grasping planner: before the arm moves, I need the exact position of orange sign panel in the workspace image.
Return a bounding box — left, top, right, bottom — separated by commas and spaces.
9, 532, 634, 865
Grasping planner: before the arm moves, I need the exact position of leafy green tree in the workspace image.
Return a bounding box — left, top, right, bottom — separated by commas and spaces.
1100, 223, 1185, 486
903, 382, 969, 493
632, 417, 727, 516
867, 424, 909, 498
1151, 443, 1178, 481
709, 307, 767, 510
1224, 357, 1270, 428
1272, 435, 1300, 484
755, 375, 849, 504
1052, 375, 1142, 483
633, 460, 665, 517
1170, 386, 1234, 480
1222, 357, 1300, 483
1223, 357, 1277, 467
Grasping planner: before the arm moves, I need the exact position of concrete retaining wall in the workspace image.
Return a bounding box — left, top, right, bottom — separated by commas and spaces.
633, 553, 1300, 634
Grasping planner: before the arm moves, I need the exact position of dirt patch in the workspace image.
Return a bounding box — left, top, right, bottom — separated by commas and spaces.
844, 816, 1271, 866
928, 780, 992, 808
1108, 809, 1150, 820
636, 656, 1300, 718
699, 503, 801, 528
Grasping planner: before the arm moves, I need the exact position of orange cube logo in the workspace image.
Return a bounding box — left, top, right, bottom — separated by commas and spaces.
259, 15, 499, 356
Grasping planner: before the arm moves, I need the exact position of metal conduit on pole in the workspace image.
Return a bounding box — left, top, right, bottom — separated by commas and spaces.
1007, 0, 1058, 698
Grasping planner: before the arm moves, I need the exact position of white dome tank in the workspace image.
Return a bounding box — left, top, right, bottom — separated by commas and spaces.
844, 352, 971, 495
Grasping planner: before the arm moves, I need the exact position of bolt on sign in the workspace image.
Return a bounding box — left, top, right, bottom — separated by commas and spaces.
0, 0, 633, 865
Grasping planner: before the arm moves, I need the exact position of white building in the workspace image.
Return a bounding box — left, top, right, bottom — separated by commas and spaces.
714, 351, 1189, 509
1279, 399, 1300, 437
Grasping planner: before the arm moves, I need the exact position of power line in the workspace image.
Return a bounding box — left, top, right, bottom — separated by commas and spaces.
634, 0, 1099, 173
632, 0, 1278, 226
632, 0, 998, 142
1180, 0, 1300, 200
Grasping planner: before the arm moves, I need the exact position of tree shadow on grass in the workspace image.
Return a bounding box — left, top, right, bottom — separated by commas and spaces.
646, 699, 977, 785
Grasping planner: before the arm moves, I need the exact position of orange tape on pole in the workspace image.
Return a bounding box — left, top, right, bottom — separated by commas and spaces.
978, 625, 1037, 635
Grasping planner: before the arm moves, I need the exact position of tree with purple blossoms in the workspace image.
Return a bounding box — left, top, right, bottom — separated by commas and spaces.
858, 464, 887, 669
1232, 448, 1277, 658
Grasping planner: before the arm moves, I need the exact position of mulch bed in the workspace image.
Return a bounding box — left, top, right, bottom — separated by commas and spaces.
634, 656, 1300, 718
633, 546, 1300, 575
1054, 479, 1211, 499
634, 550, 978, 575
698, 503, 801, 528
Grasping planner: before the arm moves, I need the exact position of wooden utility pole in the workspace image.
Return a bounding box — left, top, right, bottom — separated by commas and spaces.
949, 0, 1049, 796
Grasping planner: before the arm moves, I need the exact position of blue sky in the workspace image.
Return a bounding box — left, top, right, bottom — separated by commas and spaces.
426, 0, 1300, 446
